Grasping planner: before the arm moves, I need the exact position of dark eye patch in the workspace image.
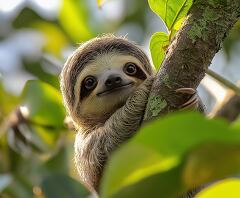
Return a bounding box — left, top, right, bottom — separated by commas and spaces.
123, 62, 147, 80
80, 76, 97, 100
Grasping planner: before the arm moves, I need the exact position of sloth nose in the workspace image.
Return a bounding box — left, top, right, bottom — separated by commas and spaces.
105, 74, 122, 88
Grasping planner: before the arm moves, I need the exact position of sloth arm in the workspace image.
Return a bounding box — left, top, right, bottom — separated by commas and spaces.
87, 77, 153, 157
75, 77, 153, 191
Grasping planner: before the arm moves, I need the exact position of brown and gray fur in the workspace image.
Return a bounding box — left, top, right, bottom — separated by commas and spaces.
60, 35, 155, 191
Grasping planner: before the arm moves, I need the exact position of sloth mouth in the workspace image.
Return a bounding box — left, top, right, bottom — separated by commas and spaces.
97, 82, 134, 97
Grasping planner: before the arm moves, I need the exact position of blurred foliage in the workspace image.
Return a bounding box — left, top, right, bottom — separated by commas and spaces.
197, 178, 240, 198
59, 0, 93, 42
101, 112, 240, 198
1, 0, 240, 198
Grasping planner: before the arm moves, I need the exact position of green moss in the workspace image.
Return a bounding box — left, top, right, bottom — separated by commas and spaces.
187, 5, 221, 43
162, 74, 172, 88
188, 24, 203, 43
203, 7, 220, 21
147, 94, 167, 117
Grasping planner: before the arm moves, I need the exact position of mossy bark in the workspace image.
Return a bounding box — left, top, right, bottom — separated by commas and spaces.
145, 0, 240, 120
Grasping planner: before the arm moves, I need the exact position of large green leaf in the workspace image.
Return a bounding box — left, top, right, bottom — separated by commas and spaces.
150, 32, 169, 69
42, 174, 90, 198
21, 80, 65, 128
100, 112, 240, 198
148, 0, 193, 31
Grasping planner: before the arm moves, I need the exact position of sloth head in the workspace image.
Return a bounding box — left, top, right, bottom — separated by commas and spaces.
60, 35, 154, 130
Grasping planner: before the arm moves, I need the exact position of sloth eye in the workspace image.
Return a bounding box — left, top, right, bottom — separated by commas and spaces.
123, 62, 137, 76
83, 76, 97, 90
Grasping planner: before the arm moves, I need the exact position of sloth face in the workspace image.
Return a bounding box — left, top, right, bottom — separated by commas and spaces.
74, 52, 148, 117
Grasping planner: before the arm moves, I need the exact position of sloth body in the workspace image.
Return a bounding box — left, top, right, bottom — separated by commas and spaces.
60, 36, 154, 191
60, 35, 200, 193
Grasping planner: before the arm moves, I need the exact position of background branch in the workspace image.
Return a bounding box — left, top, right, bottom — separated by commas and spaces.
211, 81, 240, 122
213, 94, 240, 122
206, 69, 240, 96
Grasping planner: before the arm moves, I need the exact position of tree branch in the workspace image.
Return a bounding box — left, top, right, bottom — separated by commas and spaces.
144, 0, 240, 119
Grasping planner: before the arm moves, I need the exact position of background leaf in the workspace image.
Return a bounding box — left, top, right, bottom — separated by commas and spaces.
42, 174, 90, 198
59, 0, 93, 42
21, 80, 65, 128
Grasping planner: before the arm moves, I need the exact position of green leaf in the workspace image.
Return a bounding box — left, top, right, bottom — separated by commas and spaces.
21, 80, 65, 128
42, 174, 90, 198
101, 112, 240, 198
31, 125, 60, 149
197, 178, 240, 198
13, 8, 44, 28
31, 22, 69, 57
23, 60, 59, 89
148, 0, 193, 31
150, 32, 169, 69
182, 143, 240, 188
43, 147, 69, 174
59, 0, 93, 42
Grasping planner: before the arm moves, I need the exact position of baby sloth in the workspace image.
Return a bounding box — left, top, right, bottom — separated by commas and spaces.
60, 35, 200, 192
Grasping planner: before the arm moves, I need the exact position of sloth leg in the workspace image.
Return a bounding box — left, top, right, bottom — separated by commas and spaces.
176, 88, 205, 113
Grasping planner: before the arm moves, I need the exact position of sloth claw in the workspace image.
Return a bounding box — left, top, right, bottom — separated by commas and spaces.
175, 88, 199, 110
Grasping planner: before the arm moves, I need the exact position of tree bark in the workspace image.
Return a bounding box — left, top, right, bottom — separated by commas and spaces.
144, 0, 240, 120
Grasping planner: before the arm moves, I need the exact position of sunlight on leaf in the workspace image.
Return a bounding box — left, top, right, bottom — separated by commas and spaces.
148, 0, 192, 32
59, 0, 93, 42
101, 112, 240, 198
32, 22, 69, 57
150, 32, 169, 69
196, 178, 240, 198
